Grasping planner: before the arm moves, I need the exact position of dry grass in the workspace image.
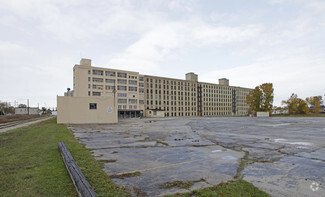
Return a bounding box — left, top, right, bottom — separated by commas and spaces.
0, 114, 42, 123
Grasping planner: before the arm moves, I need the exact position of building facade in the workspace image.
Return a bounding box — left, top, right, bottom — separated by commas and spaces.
57, 59, 118, 124
59, 58, 252, 122
72, 59, 145, 118
15, 107, 39, 115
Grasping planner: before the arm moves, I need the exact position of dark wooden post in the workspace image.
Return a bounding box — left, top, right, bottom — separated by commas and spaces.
58, 142, 97, 197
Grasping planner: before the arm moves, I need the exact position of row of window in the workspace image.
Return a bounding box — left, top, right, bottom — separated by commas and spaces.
203, 99, 233, 102
91, 69, 144, 81
91, 70, 127, 78
203, 112, 232, 116
146, 89, 196, 96
117, 99, 144, 104
148, 106, 197, 111
165, 112, 197, 117
202, 103, 233, 106
147, 84, 196, 91
146, 78, 196, 87
146, 100, 196, 106
88, 84, 144, 92
203, 107, 233, 111
203, 94, 233, 98
201, 84, 236, 90
147, 95, 196, 101
91, 77, 143, 85
118, 105, 138, 109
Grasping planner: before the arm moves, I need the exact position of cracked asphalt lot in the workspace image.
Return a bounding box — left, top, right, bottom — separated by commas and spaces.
68, 117, 325, 196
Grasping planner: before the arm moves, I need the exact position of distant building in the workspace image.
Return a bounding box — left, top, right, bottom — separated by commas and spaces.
57, 58, 252, 123
272, 108, 289, 115
15, 107, 39, 115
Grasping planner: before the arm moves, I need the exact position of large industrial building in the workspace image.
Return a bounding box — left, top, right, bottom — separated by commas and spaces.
57, 59, 251, 124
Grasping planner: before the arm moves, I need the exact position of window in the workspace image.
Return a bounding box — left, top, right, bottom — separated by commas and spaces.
118, 93, 127, 97
89, 103, 97, 109
118, 99, 127, 104
129, 86, 137, 91
88, 70, 91, 74
129, 80, 137, 85
92, 78, 103, 83
106, 79, 115, 83
117, 79, 127, 84
129, 99, 137, 104
93, 70, 103, 76
92, 84, 103, 90
139, 83, 144, 87
139, 77, 144, 81
117, 72, 127, 78
139, 100, 144, 104
139, 88, 144, 93
105, 71, 115, 76
105, 85, 115, 90
117, 86, 127, 91
92, 92, 101, 96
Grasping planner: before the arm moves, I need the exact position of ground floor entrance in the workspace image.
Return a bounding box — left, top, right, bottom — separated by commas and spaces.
118, 110, 143, 118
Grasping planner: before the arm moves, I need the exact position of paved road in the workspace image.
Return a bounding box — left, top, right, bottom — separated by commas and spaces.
68, 117, 325, 197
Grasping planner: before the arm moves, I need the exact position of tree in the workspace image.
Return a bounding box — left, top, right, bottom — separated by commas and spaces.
260, 83, 274, 112
282, 93, 309, 115
246, 83, 274, 115
18, 104, 27, 108
306, 96, 323, 114
0, 102, 14, 115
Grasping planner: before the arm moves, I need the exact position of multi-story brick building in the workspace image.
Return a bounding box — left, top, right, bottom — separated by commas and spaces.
58, 58, 252, 123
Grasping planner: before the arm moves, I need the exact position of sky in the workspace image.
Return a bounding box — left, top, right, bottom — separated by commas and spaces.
1, 0, 325, 109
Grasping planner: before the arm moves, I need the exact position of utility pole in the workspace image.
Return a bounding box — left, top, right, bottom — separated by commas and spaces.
27, 99, 30, 115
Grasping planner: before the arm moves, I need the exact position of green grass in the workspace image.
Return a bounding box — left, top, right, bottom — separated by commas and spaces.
161, 180, 195, 190
160, 178, 206, 190
109, 171, 141, 179
167, 180, 270, 197
0, 118, 129, 197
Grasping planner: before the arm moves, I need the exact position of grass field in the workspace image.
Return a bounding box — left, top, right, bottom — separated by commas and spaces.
167, 180, 270, 197
272, 113, 325, 117
0, 118, 129, 197
0, 114, 42, 123
0, 118, 270, 197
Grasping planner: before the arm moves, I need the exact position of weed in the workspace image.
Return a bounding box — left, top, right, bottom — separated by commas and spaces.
109, 171, 141, 179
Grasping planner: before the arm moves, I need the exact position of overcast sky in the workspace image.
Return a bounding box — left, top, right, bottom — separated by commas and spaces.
1, 0, 325, 109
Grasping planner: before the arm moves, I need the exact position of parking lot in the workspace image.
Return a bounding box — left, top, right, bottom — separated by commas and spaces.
68, 117, 325, 196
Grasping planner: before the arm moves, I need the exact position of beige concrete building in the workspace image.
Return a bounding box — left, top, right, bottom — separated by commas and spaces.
57, 59, 118, 124
57, 58, 252, 123
15, 107, 39, 115
72, 58, 145, 118
198, 82, 251, 116
144, 74, 198, 117
57, 95, 117, 124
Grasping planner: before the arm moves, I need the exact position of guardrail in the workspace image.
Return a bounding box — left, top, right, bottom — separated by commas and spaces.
58, 142, 97, 197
